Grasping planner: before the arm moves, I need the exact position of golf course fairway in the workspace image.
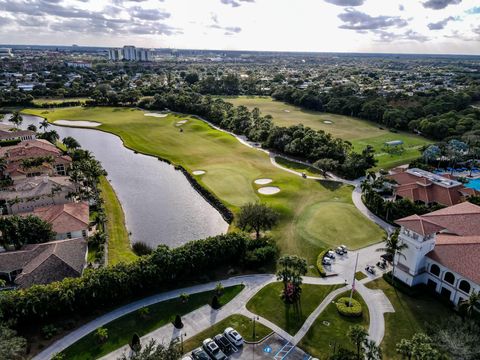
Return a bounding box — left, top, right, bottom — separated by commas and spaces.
23, 106, 385, 265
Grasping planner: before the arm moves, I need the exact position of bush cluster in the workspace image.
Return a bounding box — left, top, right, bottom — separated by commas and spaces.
316, 249, 330, 277
0, 233, 272, 326
335, 297, 363, 317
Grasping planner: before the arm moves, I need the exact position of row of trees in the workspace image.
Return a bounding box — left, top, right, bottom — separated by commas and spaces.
271, 85, 479, 140
0, 232, 275, 326
138, 90, 376, 179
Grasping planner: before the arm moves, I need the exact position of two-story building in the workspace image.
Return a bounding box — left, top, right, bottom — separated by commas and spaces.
394, 202, 480, 305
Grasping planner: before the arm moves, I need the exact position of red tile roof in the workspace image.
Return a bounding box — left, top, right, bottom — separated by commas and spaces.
31, 202, 89, 234
395, 214, 446, 236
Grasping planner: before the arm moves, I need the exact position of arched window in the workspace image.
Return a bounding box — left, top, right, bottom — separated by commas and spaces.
444, 271, 455, 285
430, 264, 440, 276
459, 280, 471, 294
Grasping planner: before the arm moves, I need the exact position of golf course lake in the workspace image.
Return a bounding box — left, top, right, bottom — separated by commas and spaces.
2, 114, 229, 248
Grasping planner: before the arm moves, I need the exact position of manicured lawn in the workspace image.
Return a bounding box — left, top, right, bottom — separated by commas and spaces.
274, 156, 324, 177
22, 107, 384, 264
366, 278, 453, 359
183, 314, 272, 353
246, 282, 344, 335
98, 176, 136, 265
299, 291, 369, 357
222, 96, 432, 170
354, 271, 367, 281
60, 285, 244, 360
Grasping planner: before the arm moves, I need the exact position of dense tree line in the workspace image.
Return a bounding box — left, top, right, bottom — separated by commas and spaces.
271, 85, 480, 140
0, 89, 33, 107
138, 90, 376, 179
0, 232, 275, 326
0, 215, 55, 250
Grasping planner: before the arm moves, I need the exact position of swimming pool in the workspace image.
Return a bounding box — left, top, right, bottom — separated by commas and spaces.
466, 178, 480, 191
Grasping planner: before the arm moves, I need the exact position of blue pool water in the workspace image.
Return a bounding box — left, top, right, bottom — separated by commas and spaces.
466, 178, 480, 191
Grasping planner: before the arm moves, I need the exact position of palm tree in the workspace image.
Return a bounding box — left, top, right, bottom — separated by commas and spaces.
40, 119, 50, 132
376, 228, 408, 284
460, 291, 480, 318
348, 325, 368, 360
396, 338, 412, 360
364, 339, 382, 360
8, 112, 23, 128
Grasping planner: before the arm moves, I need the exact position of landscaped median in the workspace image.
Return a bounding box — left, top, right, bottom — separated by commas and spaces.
245, 282, 343, 335
182, 314, 272, 353
298, 291, 369, 358
60, 285, 244, 360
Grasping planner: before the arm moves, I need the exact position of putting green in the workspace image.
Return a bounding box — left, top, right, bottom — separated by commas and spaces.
222, 96, 432, 170
23, 107, 384, 264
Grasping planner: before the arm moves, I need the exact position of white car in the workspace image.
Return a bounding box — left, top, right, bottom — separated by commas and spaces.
340, 245, 348, 253
322, 257, 332, 265
326, 250, 336, 259
224, 327, 243, 347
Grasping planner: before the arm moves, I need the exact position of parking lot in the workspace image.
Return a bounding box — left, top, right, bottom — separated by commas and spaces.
230, 334, 311, 360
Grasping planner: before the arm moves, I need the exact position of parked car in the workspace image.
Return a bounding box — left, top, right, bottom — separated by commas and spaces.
365, 265, 376, 275
335, 247, 345, 255
203, 338, 227, 360
192, 348, 210, 360
214, 334, 233, 354
340, 245, 348, 253
224, 327, 243, 347
326, 250, 336, 259
376, 261, 387, 270
322, 257, 332, 265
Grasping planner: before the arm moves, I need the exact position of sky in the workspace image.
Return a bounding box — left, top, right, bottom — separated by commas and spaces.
0, 0, 479, 54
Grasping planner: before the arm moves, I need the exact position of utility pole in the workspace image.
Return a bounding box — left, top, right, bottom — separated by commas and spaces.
252, 315, 259, 360
349, 252, 359, 306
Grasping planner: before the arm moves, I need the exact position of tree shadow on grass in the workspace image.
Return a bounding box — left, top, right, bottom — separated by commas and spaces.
318, 180, 344, 191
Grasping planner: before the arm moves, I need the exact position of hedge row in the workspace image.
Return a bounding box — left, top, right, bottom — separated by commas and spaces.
336, 297, 363, 317
316, 249, 330, 277
0, 233, 255, 325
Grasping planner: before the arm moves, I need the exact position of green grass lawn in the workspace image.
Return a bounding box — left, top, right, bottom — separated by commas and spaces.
246, 282, 344, 335
274, 156, 324, 177
354, 272, 367, 281
60, 285, 244, 360
366, 278, 453, 359
223, 96, 432, 170
22, 107, 384, 264
183, 314, 272, 353
98, 176, 136, 265
298, 291, 369, 357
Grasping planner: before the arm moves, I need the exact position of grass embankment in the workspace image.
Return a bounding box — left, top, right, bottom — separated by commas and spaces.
246, 282, 343, 335
366, 278, 453, 359
223, 96, 432, 170
61, 285, 244, 360
183, 314, 272, 353
22, 107, 384, 264
299, 291, 369, 357
274, 156, 324, 177
98, 176, 136, 265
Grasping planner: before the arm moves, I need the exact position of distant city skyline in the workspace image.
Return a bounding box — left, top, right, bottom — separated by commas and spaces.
0, 0, 479, 55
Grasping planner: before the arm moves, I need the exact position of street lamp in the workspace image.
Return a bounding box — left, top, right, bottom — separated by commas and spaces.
179, 332, 187, 354
251, 316, 259, 360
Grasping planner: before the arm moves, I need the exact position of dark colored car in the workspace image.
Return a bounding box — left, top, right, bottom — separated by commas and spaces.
203, 338, 227, 360
192, 347, 211, 360
214, 334, 233, 354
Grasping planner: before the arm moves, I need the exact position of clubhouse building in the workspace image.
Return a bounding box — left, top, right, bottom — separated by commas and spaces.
394, 202, 480, 305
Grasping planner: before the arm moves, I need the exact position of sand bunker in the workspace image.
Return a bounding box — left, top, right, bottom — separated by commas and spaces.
176, 120, 188, 126
323, 120, 333, 124
144, 113, 168, 118
254, 178, 273, 185
258, 186, 280, 195
192, 170, 206, 175
54, 120, 101, 127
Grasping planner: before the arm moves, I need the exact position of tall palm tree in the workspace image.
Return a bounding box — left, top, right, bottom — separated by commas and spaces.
376, 228, 408, 284
40, 119, 50, 132
460, 291, 480, 318
364, 339, 382, 360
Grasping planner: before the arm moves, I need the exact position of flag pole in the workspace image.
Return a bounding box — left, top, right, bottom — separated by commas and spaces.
349, 252, 359, 306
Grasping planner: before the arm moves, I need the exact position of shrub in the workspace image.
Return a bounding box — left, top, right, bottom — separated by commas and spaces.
215, 283, 224, 296
95, 327, 108, 344
173, 314, 183, 329
211, 295, 221, 310
179, 293, 190, 304
138, 307, 150, 319
336, 297, 363, 317
132, 241, 153, 256
316, 249, 330, 277
130, 333, 141, 352
41, 324, 59, 340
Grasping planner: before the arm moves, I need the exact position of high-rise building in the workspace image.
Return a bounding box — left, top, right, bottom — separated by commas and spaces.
123, 46, 137, 61
135, 48, 153, 62
108, 48, 123, 61
0, 48, 13, 59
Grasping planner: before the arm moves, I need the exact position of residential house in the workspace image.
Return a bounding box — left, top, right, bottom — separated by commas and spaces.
0, 129, 36, 142
0, 237, 87, 288
24, 202, 90, 240
387, 167, 478, 206
0, 139, 72, 180
0, 176, 75, 214
394, 202, 480, 305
